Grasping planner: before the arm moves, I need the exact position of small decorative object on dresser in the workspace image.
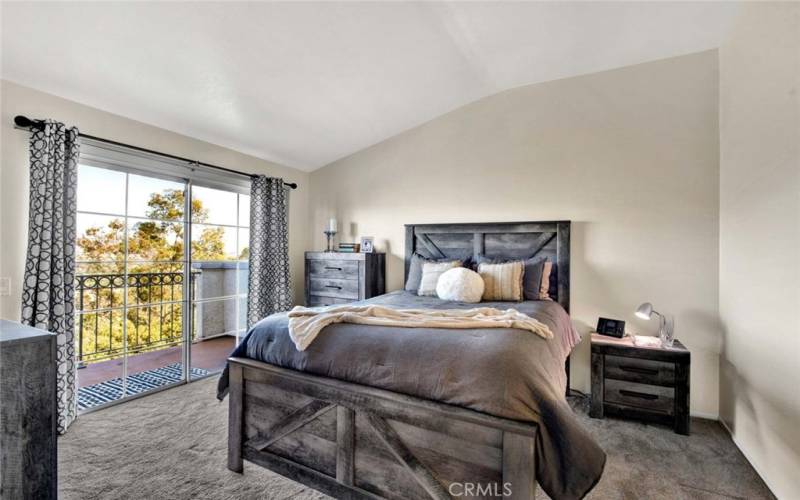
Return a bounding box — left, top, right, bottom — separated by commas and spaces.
590, 333, 690, 435
359, 236, 374, 253
305, 251, 385, 306
0, 320, 57, 499
323, 218, 337, 252
337, 242, 360, 253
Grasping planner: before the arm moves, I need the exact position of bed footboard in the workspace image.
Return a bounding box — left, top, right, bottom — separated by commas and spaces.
227, 357, 537, 499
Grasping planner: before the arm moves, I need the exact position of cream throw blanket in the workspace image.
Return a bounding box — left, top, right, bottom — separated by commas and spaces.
287, 304, 553, 351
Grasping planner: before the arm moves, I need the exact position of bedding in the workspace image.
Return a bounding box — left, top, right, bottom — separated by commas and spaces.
477, 260, 525, 301
286, 303, 553, 351
477, 254, 548, 300
404, 253, 429, 292
417, 260, 461, 296
217, 291, 603, 499
404, 253, 461, 293
541, 260, 553, 300
435, 266, 484, 302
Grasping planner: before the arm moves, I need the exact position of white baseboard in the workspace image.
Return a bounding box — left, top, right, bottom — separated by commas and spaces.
690, 410, 719, 420
719, 419, 778, 498
194, 331, 240, 342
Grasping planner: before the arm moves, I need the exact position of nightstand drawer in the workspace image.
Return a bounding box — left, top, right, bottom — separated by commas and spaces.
305, 252, 384, 307
605, 355, 675, 386
604, 379, 674, 415
307, 259, 359, 279
307, 295, 352, 307
308, 278, 359, 299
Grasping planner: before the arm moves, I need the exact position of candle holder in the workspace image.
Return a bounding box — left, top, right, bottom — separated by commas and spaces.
324, 230, 337, 252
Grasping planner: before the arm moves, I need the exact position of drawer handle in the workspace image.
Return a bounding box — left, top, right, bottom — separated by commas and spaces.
619, 389, 659, 401
324, 267, 342, 271
325, 285, 342, 290
619, 365, 659, 376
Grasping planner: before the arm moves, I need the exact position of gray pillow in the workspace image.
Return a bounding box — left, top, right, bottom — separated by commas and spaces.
405, 253, 461, 294
476, 254, 547, 300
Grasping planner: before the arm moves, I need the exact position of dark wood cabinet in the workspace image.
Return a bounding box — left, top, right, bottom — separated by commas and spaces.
0, 320, 57, 499
304, 252, 385, 306
590, 333, 690, 435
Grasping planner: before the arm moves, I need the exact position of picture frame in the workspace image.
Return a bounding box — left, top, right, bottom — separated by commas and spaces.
360, 236, 375, 253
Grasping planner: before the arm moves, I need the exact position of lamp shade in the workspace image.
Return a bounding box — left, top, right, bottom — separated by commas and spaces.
635, 302, 654, 320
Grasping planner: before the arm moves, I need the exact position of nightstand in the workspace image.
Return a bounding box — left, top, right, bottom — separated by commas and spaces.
304, 252, 385, 306
590, 333, 690, 435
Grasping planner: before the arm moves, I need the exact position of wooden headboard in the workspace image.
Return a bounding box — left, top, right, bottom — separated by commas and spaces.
404, 221, 571, 312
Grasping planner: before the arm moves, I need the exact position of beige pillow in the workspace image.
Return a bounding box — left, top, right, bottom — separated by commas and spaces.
540, 261, 553, 300
417, 260, 461, 296
478, 261, 524, 301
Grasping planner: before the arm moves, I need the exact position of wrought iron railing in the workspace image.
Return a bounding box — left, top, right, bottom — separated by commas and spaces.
75, 271, 199, 363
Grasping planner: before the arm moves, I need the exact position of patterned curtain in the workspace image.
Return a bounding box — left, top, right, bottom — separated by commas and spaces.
247, 176, 291, 326
20, 120, 80, 434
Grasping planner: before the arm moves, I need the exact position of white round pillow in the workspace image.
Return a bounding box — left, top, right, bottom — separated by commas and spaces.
435, 267, 484, 303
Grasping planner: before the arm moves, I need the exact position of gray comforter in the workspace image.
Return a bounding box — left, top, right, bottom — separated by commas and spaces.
217, 291, 605, 499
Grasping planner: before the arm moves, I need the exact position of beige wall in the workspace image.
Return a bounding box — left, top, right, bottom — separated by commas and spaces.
0, 80, 310, 320
309, 51, 722, 417
719, 3, 800, 498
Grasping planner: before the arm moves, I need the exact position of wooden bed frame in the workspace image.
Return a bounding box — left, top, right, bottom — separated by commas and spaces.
227, 221, 571, 499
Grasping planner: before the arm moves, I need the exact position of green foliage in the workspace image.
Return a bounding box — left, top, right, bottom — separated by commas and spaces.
75, 188, 245, 363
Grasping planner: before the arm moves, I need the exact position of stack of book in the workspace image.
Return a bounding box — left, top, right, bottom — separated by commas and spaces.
338, 243, 360, 253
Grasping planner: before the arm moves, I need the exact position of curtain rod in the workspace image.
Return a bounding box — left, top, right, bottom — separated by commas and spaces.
13, 115, 298, 190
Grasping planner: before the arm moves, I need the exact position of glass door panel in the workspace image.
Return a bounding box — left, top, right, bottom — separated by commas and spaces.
75, 164, 189, 411
190, 185, 248, 379
191, 185, 237, 225
127, 173, 186, 221
127, 218, 185, 263
76, 165, 126, 214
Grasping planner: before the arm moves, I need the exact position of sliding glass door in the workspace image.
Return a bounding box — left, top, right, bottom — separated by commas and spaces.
189, 186, 250, 379
74, 160, 248, 411
75, 165, 190, 410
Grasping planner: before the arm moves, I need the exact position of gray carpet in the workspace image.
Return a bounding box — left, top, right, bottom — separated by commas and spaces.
59, 377, 774, 500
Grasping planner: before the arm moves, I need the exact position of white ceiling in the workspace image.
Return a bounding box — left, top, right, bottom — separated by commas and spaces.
1, 2, 741, 171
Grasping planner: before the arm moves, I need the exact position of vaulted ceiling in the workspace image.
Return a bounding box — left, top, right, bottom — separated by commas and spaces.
1, 2, 740, 171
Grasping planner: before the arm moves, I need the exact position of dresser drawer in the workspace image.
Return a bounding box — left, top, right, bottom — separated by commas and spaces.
605, 355, 675, 386
307, 259, 359, 279
308, 278, 359, 299
307, 295, 353, 307
604, 379, 674, 415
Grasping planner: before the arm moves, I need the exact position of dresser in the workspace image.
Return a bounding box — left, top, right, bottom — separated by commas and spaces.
0, 320, 57, 499
305, 252, 385, 306
590, 333, 690, 435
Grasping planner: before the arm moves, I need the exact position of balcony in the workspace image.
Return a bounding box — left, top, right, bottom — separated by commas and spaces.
76, 263, 246, 411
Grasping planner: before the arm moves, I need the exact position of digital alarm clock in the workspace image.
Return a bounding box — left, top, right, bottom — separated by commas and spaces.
596, 317, 626, 338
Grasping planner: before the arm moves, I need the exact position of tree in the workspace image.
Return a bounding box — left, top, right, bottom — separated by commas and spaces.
77, 189, 236, 270
75, 188, 244, 362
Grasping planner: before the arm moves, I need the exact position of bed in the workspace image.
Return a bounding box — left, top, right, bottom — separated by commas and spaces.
219, 221, 605, 499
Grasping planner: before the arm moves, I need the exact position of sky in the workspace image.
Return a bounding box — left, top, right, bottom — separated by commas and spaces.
76, 164, 249, 261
